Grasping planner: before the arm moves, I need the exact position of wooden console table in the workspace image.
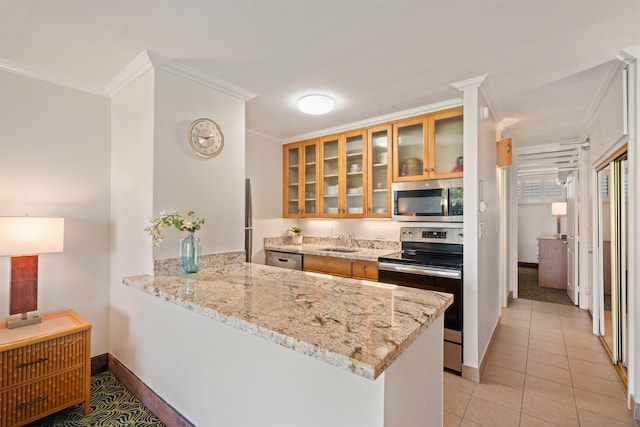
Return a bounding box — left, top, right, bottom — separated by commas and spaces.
537, 237, 567, 289
0, 310, 92, 426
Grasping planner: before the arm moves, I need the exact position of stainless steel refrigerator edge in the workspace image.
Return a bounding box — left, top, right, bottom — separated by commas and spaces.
245, 178, 253, 262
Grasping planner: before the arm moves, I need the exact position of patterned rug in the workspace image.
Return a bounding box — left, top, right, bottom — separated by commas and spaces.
518, 267, 574, 306
26, 371, 164, 427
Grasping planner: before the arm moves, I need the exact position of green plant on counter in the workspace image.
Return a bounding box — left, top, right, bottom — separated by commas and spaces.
291, 226, 302, 235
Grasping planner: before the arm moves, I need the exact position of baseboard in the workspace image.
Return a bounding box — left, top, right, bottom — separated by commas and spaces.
91, 353, 109, 375
518, 262, 538, 269
461, 364, 480, 383
90, 353, 194, 427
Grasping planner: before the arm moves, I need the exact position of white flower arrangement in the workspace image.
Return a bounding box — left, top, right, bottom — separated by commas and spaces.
145, 210, 204, 247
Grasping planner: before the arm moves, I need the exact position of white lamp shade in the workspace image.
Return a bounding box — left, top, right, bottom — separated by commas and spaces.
0, 216, 64, 256
551, 202, 567, 216
297, 94, 335, 115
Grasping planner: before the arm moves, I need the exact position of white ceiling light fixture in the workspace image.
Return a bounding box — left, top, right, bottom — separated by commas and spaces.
297, 94, 336, 115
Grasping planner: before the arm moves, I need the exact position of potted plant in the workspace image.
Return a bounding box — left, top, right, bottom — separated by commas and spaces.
290, 226, 303, 245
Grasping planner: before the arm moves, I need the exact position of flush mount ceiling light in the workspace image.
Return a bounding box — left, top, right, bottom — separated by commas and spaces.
297, 94, 336, 115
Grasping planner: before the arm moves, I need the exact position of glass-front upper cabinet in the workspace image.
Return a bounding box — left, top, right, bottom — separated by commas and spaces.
429, 106, 464, 179
393, 117, 427, 181
367, 125, 391, 217
320, 135, 341, 216
282, 140, 318, 218
344, 130, 366, 217
319, 130, 366, 217
392, 106, 463, 181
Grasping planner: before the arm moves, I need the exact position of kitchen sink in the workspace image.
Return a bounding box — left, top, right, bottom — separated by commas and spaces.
319, 247, 359, 253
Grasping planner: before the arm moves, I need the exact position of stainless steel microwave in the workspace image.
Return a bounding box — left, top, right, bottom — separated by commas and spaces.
392, 179, 463, 222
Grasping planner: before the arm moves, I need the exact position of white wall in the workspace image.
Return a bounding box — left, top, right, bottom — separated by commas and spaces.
475, 89, 501, 371
0, 70, 111, 356
245, 133, 295, 264
153, 69, 245, 258
109, 66, 246, 423
517, 204, 562, 263
109, 67, 156, 370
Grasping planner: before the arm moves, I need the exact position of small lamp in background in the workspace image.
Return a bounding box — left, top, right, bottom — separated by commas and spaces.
551, 202, 567, 238
0, 216, 64, 329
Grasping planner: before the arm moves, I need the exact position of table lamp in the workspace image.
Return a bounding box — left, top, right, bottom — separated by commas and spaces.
0, 216, 64, 329
551, 202, 567, 238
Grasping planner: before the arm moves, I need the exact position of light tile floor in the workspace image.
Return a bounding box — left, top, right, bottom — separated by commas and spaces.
444, 298, 639, 426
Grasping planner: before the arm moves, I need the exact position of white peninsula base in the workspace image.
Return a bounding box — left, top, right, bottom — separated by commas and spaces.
151, 301, 444, 427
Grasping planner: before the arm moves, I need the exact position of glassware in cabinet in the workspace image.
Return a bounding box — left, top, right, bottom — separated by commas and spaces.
320, 136, 340, 216
367, 125, 392, 217
303, 143, 318, 215
283, 141, 318, 217
283, 145, 301, 216
344, 131, 365, 217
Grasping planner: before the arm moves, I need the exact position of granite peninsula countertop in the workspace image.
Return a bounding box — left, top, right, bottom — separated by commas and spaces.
124, 261, 452, 380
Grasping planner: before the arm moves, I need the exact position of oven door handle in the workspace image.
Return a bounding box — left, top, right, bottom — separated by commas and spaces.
378, 262, 462, 279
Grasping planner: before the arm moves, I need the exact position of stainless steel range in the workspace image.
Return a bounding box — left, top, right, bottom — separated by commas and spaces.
378, 226, 464, 374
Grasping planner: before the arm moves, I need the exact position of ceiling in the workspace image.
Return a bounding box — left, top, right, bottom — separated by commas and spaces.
1, 1, 638, 147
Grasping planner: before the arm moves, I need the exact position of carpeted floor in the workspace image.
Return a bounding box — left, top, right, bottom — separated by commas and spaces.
26, 371, 164, 427
518, 267, 574, 306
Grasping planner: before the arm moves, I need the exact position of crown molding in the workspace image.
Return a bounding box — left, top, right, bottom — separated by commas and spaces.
450, 74, 488, 92
104, 50, 154, 97
246, 129, 284, 145
105, 50, 257, 101
0, 58, 107, 96
578, 57, 628, 141
282, 98, 463, 144
450, 74, 502, 130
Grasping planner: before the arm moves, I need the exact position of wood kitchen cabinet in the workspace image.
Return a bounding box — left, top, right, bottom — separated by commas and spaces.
392, 106, 463, 182
319, 130, 367, 218
0, 310, 91, 427
351, 260, 379, 280
304, 254, 379, 280
283, 140, 318, 217
282, 106, 463, 218
537, 237, 568, 289
366, 125, 392, 218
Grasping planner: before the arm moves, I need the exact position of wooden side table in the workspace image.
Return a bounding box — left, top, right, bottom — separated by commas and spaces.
0, 310, 92, 427
537, 237, 568, 289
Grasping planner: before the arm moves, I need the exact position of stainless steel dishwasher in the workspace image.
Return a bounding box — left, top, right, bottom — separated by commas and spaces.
266, 250, 303, 270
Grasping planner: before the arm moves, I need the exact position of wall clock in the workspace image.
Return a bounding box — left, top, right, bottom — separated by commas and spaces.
188, 118, 224, 158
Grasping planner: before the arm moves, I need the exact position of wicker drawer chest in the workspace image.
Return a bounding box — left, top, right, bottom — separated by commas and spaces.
0, 310, 91, 427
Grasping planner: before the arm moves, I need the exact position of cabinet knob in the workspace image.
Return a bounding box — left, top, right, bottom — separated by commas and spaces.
362, 264, 367, 269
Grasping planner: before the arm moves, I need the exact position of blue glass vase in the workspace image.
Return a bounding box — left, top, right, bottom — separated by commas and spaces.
181, 231, 202, 274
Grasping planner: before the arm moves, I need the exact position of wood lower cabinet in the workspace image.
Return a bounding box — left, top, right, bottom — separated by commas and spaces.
0, 310, 92, 427
304, 255, 378, 280
351, 260, 378, 281
537, 237, 567, 289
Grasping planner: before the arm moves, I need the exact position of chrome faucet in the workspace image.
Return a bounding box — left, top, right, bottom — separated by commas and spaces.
338, 230, 354, 248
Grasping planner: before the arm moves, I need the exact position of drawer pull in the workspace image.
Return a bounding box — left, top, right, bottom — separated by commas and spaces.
16, 357, 49, 369
16, 395, 48, 409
